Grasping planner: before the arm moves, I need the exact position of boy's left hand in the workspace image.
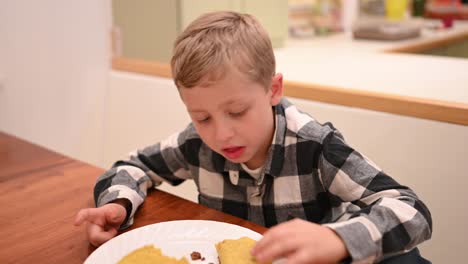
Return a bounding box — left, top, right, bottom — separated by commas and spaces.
251, 218, 349, 264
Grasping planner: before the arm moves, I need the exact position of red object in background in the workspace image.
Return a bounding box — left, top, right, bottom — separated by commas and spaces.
432, 0, 457, 3
425, 0, 468, 20
442, 16, 454, 27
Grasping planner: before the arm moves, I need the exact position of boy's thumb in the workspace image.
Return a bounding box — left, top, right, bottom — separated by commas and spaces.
106, 205, 126, 224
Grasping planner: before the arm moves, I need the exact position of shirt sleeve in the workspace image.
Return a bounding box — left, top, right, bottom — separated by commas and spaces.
318, 130, 432, 263
93, 125, 195, 229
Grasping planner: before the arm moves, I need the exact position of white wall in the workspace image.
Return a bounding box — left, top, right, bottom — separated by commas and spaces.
106, 72, 468, 263
0, 0, 111, 165
104, 71, 195, 201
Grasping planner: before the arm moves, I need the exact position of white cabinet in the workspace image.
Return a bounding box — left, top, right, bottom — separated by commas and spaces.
112, 0, 288, 63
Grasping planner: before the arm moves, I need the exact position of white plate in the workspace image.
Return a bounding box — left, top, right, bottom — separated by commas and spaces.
85, 220, 264, 264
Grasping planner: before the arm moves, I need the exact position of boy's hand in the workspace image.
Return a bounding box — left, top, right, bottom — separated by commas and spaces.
74, 201, 127, 247
251, 218, 349, 264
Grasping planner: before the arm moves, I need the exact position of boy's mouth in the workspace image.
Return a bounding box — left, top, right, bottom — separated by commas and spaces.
222, 146, 245, 160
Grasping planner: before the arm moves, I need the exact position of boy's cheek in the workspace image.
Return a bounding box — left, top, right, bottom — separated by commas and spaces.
197, 132, 218, 151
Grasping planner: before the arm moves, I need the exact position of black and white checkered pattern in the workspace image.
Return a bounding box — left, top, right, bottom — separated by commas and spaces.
94, 98, 432, 263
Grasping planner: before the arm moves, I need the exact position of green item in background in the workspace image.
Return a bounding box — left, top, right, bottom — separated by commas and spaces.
112, 0, 288, 64
412, 0, 426, 17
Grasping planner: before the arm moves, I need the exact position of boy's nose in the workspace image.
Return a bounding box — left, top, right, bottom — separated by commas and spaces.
215, 121, 235, 142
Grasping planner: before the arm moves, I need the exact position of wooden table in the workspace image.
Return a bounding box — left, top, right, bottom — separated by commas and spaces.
0, 132, 267, 263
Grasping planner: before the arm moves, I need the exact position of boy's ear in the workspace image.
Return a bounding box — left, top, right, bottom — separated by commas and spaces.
270, 73, 283, 106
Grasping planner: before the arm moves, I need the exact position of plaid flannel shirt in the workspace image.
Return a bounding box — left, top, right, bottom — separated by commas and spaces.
94, 98, 432, 263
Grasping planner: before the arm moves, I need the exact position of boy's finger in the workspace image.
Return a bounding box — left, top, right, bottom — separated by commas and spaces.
74, 209, 89, 226
254, 237, 296, 263
87, 224, 118, 247
252, 237, 276, 261
285, 249, 312, 264
252, 224, 286, 255
75, 208, 103, 225
105, 204, 126, 225
252, 233, 273, 255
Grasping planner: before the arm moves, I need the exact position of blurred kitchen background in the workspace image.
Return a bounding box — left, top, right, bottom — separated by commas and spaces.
111, 0, 468, 62
1, 1, 467, 263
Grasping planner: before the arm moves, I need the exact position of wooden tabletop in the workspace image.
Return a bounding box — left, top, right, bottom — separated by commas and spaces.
0, 132, 267, 264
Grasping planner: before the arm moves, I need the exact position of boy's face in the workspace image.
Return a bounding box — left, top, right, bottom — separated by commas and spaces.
180, 69, 283, 169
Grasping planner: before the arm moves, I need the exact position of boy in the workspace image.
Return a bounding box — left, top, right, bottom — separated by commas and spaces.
75, 11, 431, 263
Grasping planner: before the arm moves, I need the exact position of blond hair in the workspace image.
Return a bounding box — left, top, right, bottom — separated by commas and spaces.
171, 11, 275, 90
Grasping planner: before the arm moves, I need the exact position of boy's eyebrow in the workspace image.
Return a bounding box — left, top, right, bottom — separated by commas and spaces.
222, 99, 242, 106
188, 109, 207, 114
188, 99, 247, 113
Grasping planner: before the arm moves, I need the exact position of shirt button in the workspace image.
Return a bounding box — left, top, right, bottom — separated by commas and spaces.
230, 171, 239, 185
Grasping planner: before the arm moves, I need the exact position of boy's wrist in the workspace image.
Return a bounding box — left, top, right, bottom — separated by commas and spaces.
325, 226, 350, 262
111, 198, 130, 209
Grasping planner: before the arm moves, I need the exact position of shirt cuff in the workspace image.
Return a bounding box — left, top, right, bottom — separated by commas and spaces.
324, 217, 381, 263
113, 198, 133, 230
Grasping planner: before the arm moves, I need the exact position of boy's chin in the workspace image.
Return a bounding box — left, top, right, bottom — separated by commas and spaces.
222, 154, 249, 164
224, 156, 246, 163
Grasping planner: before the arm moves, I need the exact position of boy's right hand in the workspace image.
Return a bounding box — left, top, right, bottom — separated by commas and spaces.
74, 200, 127, 247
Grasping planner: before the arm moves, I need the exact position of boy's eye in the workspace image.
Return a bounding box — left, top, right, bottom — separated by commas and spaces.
197, 117, 210, 123
229, 109, 246, 117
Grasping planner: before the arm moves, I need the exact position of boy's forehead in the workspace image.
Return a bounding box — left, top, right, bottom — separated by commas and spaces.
186, 97, 249, 113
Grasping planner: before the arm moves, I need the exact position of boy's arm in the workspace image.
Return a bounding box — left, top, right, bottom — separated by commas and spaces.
319, 130, 432, 262
94, 127, 194, 229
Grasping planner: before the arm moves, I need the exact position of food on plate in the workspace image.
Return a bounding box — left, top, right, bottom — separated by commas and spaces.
117, 236, 266, 264
216, 237, 270, 264
117, 245, 189, 264
190, 251, 205, 261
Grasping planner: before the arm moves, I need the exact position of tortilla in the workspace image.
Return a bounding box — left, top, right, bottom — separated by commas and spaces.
215, 237, 271, 264
117, 245, 189, 264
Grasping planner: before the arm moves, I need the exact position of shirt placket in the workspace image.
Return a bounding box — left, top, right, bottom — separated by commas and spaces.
249, 170, 269, 226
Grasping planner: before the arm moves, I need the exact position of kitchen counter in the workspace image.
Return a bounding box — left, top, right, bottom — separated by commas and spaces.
112, 20, 468, 125
277, 21, 468, 104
